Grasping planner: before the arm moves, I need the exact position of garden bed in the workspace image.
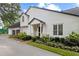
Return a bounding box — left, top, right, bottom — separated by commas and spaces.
27, 41, 79, 56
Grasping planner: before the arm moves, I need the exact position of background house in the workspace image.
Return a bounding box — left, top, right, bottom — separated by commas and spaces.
63, 7, 79, 15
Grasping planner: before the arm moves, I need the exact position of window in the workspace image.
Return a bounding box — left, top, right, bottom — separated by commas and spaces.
58, 24, 63, 35
53, 24, 63, 35
53, 25, 57, 35
22, 16, 24, 22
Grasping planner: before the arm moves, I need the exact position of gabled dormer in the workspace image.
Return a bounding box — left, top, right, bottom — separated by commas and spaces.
20, 13, 29, 27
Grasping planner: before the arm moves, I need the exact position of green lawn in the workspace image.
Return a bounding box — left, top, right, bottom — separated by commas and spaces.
27, 41, 79, 56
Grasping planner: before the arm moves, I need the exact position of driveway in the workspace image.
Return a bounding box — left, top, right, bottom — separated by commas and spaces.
0, 35, 60, 56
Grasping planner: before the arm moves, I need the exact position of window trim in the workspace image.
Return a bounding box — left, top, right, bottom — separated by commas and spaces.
53, 24, 63, 35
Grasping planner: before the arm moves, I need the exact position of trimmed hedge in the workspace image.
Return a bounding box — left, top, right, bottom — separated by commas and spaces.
10, 32, 32, 41
17, 32, 27, 40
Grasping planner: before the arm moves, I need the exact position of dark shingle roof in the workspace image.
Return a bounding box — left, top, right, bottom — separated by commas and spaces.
9, 22, 20, 28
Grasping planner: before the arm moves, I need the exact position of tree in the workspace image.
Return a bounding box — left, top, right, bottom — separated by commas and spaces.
0, 3, 21, 27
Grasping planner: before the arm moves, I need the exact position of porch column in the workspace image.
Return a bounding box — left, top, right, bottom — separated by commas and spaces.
40, 23, 42, 37
30, 25, 33, 36
30, 25, 31, 35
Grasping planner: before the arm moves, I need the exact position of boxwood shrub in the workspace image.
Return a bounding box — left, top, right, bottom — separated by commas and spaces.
26, 35, 32, 40
41, 36, 49, 43
32, 36, 40, 42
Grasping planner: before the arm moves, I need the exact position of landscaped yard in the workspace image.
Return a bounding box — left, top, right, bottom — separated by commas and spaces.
9, 32, 79, 56
27, 41, 79, 56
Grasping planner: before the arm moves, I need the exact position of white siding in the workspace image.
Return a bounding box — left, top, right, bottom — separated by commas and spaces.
8, 28, 20, 35
8, 28, 12, 35
20, 14, 29, 27
26, 7, 79, 37
20, 27, 28, 34
9, 7, 79, 37
20, 14, 29, 34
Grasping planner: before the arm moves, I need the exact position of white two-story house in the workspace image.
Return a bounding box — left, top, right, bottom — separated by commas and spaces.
8, 7, 79, 37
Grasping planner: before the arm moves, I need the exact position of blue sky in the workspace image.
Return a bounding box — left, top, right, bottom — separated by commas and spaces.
20, 3, 78, 12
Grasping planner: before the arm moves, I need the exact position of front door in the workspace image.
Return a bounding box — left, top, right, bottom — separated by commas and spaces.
38, 26, 40, 36
33, 24, 43, 37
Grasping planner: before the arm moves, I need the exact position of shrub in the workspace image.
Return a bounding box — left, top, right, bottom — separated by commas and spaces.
58, 43, 65, 49
64, 46, 71, 50
32, 36, 37, 42
17, 32, 27, 40
63, 39, 77, 46
59, 38, 65, 43
27, 41, 79, 56
51, 37, 77, 46
31, 35, 79, 52
46, 42, 64, 48
35, 40, 44, 44
46, 42, 79, 52
32, 36, 41, 42
10, 33, 32, 41
65, 32, 79, 46
76, 40, 79, 46
66, 32, 79, 42
41, 36, 49, 43
49, 37, 65, 43
49, 37, 54, 41
35, 36, 40, 40
26, 35, 32, 40
54, 37, 60, 42
47, 42, 55, 47
71, 46, 79, 52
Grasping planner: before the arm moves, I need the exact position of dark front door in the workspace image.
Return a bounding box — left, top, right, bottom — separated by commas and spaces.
38, 26, 40, 36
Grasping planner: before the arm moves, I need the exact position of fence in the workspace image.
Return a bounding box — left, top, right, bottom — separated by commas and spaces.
0, 29, 8, 34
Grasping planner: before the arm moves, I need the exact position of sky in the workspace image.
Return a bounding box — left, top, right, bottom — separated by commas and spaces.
20, 3, 79, 12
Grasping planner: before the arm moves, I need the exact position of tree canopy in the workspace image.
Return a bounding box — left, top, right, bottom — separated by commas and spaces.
0, 3, 21, 27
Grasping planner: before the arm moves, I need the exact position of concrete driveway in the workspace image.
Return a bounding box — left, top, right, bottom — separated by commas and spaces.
0, 35, 60, 56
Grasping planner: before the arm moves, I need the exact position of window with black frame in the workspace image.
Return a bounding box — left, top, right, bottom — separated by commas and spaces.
58, 24, 63, 35
53, 24, 57, 35
53, 24, 63, 35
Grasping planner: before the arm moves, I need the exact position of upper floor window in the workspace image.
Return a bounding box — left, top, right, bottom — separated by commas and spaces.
53, 24, 63, 35
22, 16, 24, 22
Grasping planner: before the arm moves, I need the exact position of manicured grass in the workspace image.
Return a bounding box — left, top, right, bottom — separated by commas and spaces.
27, 41, 79, 56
